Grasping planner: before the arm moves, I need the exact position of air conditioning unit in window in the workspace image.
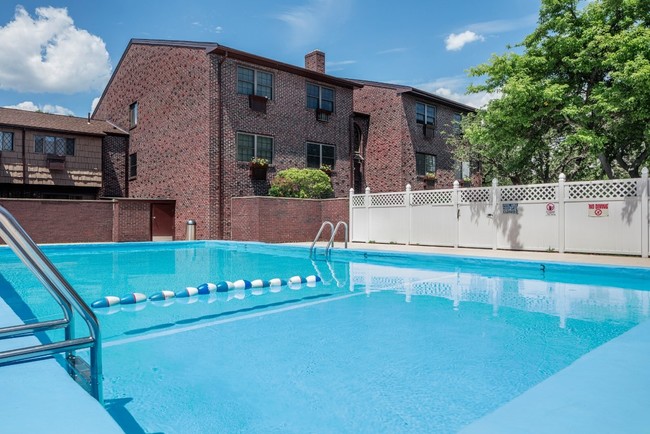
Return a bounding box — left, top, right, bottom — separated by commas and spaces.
423, 119, 436, 137
316, 108, 331, 122
46, 154, 66, 170
249, 94, 268, 114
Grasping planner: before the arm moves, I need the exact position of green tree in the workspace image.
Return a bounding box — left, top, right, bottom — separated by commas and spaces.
457, 0, 650, 182
269, 168, 333, 199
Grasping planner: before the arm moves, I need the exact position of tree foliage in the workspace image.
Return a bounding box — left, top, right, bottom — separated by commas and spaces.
456, 0, 650, 183
269, 168, 333, 199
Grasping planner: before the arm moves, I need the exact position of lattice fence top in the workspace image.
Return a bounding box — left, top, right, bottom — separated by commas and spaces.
370, 192, 405, 207
460, 188, 490, 204
411, 190, 453, 206
500, 184, 557, 202
351, 195, 365, 208
567, 179, 638, 200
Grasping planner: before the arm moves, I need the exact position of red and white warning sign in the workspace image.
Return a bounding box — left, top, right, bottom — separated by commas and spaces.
545, 202, 556, 216
588, 203, 609, 217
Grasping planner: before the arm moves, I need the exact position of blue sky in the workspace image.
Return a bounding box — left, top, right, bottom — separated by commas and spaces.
0, 1, 541, 117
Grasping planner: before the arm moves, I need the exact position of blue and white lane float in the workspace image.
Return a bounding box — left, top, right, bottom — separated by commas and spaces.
91, 275, 322, 311
120, 293, 147, 305
91, 296, 121, 309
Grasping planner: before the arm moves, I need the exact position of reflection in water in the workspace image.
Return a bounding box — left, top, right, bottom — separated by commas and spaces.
348, 262, 650, 328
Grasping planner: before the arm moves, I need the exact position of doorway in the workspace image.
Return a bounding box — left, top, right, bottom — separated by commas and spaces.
151, 203, 175, 241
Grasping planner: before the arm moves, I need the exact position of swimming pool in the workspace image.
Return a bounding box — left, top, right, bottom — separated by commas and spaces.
2, 241, 649, 433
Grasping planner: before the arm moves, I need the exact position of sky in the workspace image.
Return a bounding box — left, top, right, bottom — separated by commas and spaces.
0, 0, 541, 117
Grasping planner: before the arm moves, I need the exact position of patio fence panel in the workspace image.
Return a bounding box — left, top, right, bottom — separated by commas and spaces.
349, 168, 650, 257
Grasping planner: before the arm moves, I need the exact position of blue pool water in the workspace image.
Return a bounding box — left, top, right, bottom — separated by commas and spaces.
1, 241, 649, 433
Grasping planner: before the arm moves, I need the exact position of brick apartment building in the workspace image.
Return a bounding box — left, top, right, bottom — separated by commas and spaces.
0, 107, 128, 199
93, 39, 360, 240
92, 39, 476, 241
352, 80, 477, 192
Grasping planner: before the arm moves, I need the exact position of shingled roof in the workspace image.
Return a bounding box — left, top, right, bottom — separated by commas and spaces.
0, 107, 127, 136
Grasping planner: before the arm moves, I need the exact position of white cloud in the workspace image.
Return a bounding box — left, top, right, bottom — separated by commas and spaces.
377, 47, 409, 55
445, 30, 485, 51
326, 59, 356, 71
4, 100, 75, 115
467, 14, 538, 34
414, 77, 501, 108
274, 0, 351, 47
91, 96, 101, 113
0, 6, 111, 93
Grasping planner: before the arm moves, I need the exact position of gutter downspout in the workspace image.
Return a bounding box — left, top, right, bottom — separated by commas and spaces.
217, 52, 227, 239
21, 128, 27, 192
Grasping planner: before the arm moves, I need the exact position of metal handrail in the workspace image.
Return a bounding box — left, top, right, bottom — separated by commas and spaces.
326, 221, 348, 257
0, 205, 102, 403
310, 221, 334, 258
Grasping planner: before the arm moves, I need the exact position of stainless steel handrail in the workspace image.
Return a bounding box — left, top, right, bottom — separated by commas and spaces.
0, 205, 102, 403
310, 221, 334, 258
325, 221, 348, 257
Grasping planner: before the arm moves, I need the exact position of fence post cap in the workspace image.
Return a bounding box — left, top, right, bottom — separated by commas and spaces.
365, 186, 371, 194
187, 219, 196, 225
642, 167, 648, 176
453, 180, 460, 188
491, 178, 498, 187
559, 173, 566, 182
406, 183, 411, 191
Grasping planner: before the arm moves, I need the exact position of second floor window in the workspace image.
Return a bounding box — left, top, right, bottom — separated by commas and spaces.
306, 142, 335, 169
416, 102, 436, 126
415, 152, 436, 176
0, 131, 14, 151
129, 153, 137, 178
129, 102, 138, 128
306, 83, 334, 112
237, 67, 273, 99
35, 135, 74, 156
237, 133, 273, 163
453, 113, 463, 135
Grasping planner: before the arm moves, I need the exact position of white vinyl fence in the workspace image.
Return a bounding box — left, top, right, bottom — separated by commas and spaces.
349, 168, 649, 257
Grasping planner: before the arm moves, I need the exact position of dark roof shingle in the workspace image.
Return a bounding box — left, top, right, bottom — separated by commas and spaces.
0, 107, 126, 136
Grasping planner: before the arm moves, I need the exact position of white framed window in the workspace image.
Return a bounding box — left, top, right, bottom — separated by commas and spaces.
237, 66, 273, 99
306, 83, 334, 112
416, 102, 436, 126
34, 135, 74, 156
416, 153, 436, 176
129, 102, 138, 128
453, 113, 463, 135
0, 131, 13, 151
237, 132, 274, 163
306, 142, 335, 168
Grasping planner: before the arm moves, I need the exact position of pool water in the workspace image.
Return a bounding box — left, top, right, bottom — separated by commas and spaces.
1, 241, 649, 433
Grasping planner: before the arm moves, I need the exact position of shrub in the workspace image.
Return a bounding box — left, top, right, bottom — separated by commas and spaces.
269, 168, 333, 199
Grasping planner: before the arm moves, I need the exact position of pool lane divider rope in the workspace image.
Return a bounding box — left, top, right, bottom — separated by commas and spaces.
90, 275, 322, 311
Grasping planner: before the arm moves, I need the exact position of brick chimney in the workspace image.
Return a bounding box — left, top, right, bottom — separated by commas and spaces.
305, 50, 325, 74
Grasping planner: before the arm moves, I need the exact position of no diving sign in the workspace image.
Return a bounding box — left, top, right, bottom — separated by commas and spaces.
588, 203, 609, 217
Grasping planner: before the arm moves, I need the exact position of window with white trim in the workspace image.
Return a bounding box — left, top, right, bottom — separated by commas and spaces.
237, 133, 274, 163
306, 83, 334, 112
416, 102, 436, 126
453, 113, 462, 135
415, 152, 436, 176
129, 102, 138, 128
306, 142, 335, 169
34, 135, 74, 156
237, 66, 273, 99
0, 131, 13, 151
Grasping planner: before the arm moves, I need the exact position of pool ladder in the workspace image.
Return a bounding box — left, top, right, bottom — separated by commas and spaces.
0, 205, 103, 403
310, 220, 348, 259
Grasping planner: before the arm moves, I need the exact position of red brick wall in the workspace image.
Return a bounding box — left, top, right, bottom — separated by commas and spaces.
112, 199, 151, 242
211, 54, 354, 239
0, 199, 113, 244
231, 196, 348, 243
100, 134, 128, 197
94, 43, 212, 240
353, 84, 475, 192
